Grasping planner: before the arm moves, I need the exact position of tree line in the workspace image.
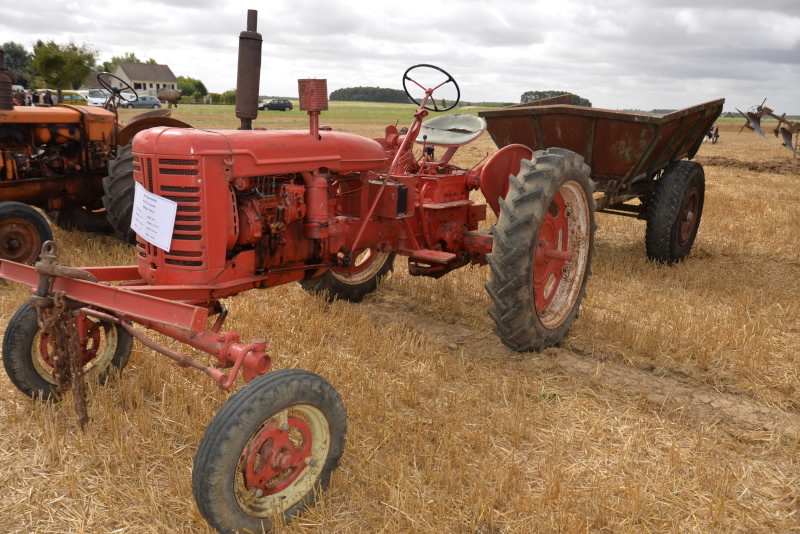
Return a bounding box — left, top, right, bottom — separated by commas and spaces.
1, 40, 210, 102
329, 86, 411, 103
520, 90, 592, 107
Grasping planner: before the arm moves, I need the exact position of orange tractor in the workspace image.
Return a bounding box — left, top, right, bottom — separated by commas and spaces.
0, 10, 597, 533
0, 55, 190, 263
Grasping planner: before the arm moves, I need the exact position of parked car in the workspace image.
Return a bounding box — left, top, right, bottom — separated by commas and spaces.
258, 99, 293, 111
58, 90, 89, 106
121, 95, 162, 109
86, 88, 111, 107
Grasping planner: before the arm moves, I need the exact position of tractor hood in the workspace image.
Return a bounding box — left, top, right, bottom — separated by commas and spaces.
133, 127, 388, 175
0, 104, 116, 145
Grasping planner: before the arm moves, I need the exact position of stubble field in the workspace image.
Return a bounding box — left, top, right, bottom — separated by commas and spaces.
0, 103, 798, 533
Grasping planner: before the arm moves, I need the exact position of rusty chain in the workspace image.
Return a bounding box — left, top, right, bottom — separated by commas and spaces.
35, 290, 90, 428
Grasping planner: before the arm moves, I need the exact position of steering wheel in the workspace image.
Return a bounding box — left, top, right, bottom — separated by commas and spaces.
97, 72, 138, 103
402, 64, 460, 112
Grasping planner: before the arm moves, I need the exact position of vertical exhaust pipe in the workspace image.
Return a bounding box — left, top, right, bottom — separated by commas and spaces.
235, 9, 262, 130
0, 51, 14, 111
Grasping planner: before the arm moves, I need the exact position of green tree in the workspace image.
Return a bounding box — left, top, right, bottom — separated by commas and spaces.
32, 40, 97, 97
96, 52, 156, 74
520, 90, 592, 107
1, 41, 34, 87
177, 76, 208, 103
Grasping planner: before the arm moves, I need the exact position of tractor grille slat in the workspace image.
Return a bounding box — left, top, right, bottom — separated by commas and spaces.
142, 155, 208, 269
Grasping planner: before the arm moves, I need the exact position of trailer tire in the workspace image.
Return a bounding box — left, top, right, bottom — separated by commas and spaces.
299, 249, 395, 302
0, 201, 53, 265
102, 142, 137, 244
2, 299, 133, 401
486, 148, 595, 352
193, 369, 346, 534
645, 161, 704, 264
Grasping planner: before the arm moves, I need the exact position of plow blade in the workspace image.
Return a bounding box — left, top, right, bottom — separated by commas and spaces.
778, 127, 797, 153
737, 108, 765, 136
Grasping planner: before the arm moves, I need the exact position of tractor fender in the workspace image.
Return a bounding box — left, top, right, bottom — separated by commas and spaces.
117, 114, 192, 146
478, 143, 534, 217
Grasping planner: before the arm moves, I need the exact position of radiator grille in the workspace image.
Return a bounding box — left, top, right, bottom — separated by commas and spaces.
149, 156, 205, 268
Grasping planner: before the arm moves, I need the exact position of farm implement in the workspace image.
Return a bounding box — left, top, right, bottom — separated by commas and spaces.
0, 9, 723, 534
480, 95, 724, 264
737, 98, 799, 154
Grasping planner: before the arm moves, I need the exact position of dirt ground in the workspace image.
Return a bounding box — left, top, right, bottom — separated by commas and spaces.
0, 118, 797, 534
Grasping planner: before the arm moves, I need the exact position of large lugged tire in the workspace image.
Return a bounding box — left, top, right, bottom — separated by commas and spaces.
2, 299, 133, 400
102, 142, 137, 244
299, 249, 395, 302
486, 148, 595, 352
645, 161, 704, 264
0, 201, 53, 264
193, 369, 346, 534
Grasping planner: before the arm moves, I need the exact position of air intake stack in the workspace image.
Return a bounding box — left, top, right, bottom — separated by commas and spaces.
298, 79, 328, 139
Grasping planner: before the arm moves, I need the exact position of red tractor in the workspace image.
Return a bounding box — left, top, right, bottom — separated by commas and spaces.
0, 10, 595, 533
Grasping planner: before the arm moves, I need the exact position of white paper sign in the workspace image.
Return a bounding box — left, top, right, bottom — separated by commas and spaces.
131, 181, 178, 252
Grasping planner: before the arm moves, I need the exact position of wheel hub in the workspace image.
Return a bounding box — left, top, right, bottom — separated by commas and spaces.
243, 417, 313, 494
534, 192, 571, 313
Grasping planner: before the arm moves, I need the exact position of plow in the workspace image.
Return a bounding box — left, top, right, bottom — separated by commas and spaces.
737, 98, 799, 154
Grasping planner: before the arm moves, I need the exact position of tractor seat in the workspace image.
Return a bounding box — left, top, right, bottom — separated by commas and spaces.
416, 114, 487, 147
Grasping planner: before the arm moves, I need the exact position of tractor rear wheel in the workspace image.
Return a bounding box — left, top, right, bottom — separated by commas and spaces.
193, 369, 346, 534
2, 299, 133, 400
102, 142, 137, 244
299, 249, 395, 302
0, 201, 53, 264
645, 161, 704, 264
486, 148, 595, 352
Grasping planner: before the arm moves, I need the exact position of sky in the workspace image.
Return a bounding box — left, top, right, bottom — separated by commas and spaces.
1, 0, 798, 114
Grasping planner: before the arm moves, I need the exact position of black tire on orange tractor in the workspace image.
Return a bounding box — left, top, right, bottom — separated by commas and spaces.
2, 299, 133, 401
645, 161, 704, 265
0, 201, 53, 264
299, 249, 395, 302
102, 142, 138, 244
192, 369, 346, 534
486, 148, 596, 352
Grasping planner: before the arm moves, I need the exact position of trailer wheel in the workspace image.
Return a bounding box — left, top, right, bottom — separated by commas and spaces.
2, 299, 133, 400
299, 249, 395, 302
486, 148, 595, 352
102, 142, 137, 244
193, 369, 346, 534
645, 161, 704, 264
0, 201, 53, 265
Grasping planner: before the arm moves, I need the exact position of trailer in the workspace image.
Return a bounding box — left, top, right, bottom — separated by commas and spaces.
480, 97, 724, 263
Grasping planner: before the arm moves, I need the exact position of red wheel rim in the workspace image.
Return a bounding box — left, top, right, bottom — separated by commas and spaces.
0, 217, 42, 265
533, 191, 571, 314
242, 416, 313, 494
38, 315, 103, 367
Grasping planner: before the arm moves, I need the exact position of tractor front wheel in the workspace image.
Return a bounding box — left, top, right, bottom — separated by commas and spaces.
193, 369, 346, 534
0, 201, 53, 264
299, 249, 395, 302
645, 161, 704, 264
2, 299, 133, 400
486, 148, 595, 352
102, 142, 137, 244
